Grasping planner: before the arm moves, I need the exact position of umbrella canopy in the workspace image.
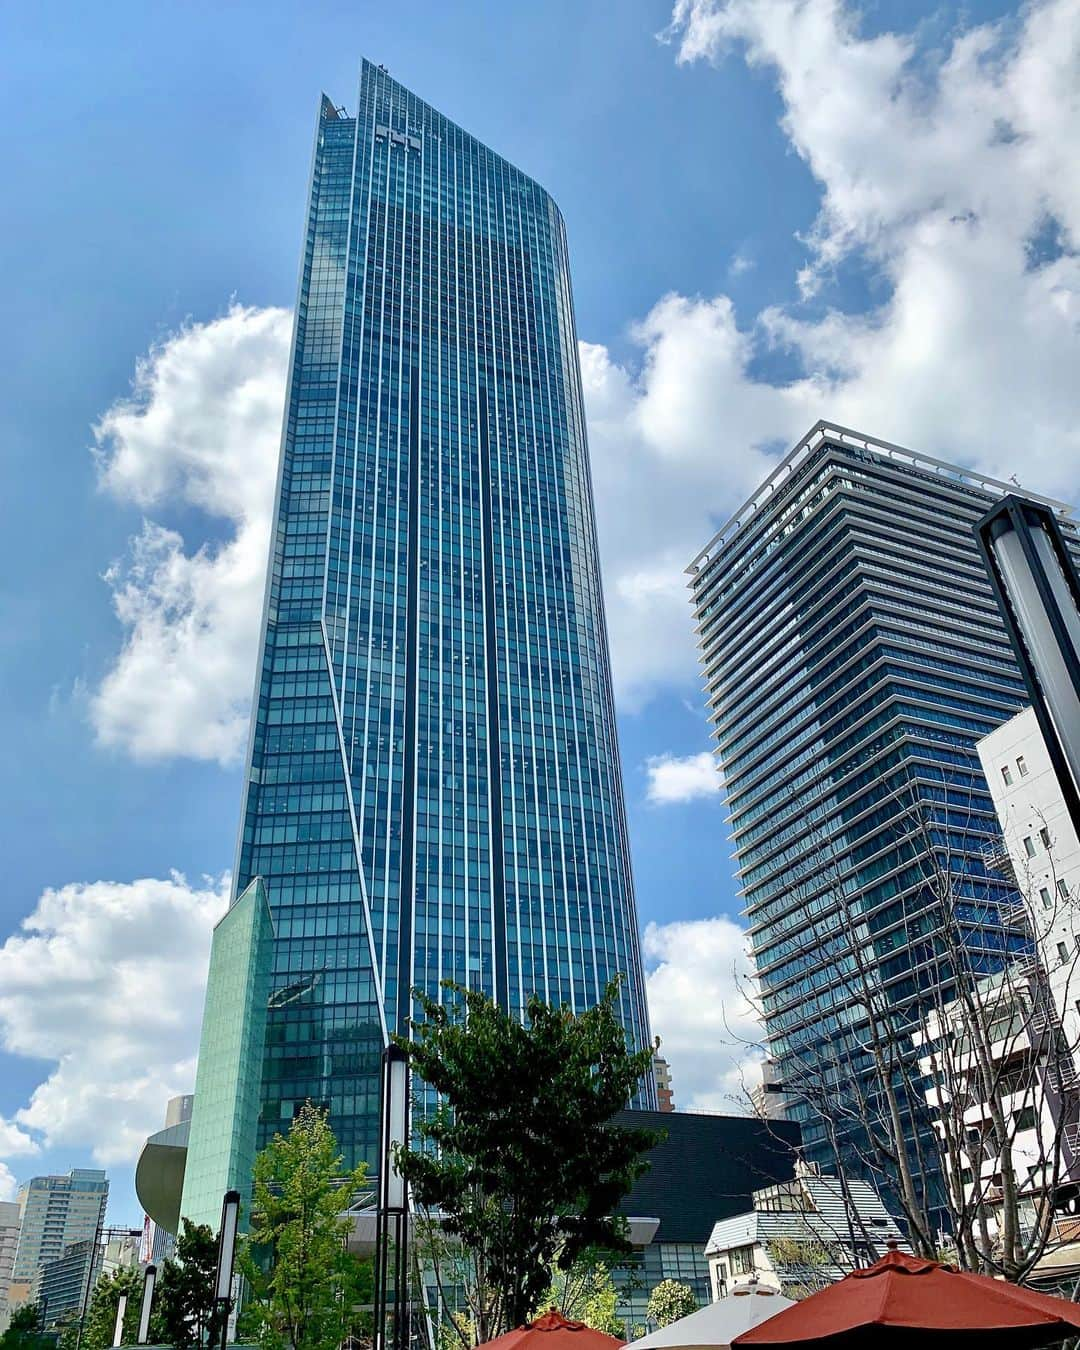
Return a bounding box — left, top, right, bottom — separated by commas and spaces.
479, 1310, 626, 1350
732, 1248, 1080, 1350
624, 1286, 796, 1350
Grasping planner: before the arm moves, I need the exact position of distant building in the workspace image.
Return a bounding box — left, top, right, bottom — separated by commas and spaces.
137, 1095, 194, 1261
613, 1109, 800, 1329
0, 1201, 20, 1332
652, 1049, 675, 1113
705, 1161, 906, 1300
11, 1170, 108, 1307
35, 1239, 100, 1332
978, 706, 1080, 1050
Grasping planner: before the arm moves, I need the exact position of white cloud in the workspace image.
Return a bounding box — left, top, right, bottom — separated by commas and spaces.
584, 0, 1080, 704
645, 750, 723, 804
645, 916, 763, 1110
0, 1165, 16, 1203
0, 873, 227, 1165
0, 1117, 39, 1159
92, 303, 291, 766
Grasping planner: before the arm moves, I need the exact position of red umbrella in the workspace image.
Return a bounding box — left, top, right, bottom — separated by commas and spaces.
479, 1310, 625, 1350
732, 1247, 1080, 1349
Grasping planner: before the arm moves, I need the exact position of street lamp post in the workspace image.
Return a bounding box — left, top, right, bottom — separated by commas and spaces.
112, 1294, 128, 1348
137, 1264, 157, 1345
374, 1045, 410, 1350
976, 494, 1080, 838
213, 1190, 241, 1350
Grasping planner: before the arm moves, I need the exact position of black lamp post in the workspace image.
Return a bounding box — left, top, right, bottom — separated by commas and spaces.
976, 494, 1080, 838
374, 1044, 410, 1350
213, 1190, 241, 1350
137, 1264, 157, 1345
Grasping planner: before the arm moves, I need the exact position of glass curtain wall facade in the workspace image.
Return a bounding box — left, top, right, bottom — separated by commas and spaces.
687, 423, 1077, 1197
232, 62, 652, 1173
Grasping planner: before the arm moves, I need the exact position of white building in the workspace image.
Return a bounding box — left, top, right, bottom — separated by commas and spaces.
977, 707, 1080, 1050
913, 965, 1080, 1253
0, 1201, 20, 1333
704, 1162, 906, 1300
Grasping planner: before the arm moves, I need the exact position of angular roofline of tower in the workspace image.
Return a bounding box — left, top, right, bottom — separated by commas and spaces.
686, 419, 1073, 575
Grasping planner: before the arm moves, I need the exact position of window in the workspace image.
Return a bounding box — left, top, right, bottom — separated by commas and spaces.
1017, 755, 1029, 778
1059, 879, 1070, 900
1057, 942, 1069, 964
730, 1246, 756, 1276
1041, 826, 1052, 849
1040, 887, 1053, 910
1024, 836, 1037, 858
1002, 765, 1014, 786
1015, 1105, 1037, 1131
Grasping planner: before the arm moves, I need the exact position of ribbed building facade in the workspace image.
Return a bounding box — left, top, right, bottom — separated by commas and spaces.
687, 423, 1077, 1182
223, 61, 651, 1174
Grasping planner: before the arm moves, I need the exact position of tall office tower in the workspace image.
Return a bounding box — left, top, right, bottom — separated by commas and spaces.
0, 1202, 20, 1333
10, 1170, 107, 1303
687, 422, 1077, 1190
201, 61, 651, 1179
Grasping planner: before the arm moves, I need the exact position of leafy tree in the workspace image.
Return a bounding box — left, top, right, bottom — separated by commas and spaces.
645, 1280, 697, 1329
397, 978, 661, 1340
80, 1267, 142, 1350
151, 1219, 226, 1349
543, 1255, 624, 1337
238, 1102, 372, 1350
0, 1304, 51, 1350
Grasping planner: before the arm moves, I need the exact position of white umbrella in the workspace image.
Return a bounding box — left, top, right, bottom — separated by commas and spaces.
623, 1286, 795, 1350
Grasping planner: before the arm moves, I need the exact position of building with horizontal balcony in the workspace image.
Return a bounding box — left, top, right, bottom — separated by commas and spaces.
686, 422, 1079, 1218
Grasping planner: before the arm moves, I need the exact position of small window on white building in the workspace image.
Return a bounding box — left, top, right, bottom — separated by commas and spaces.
1024, 836, 1037, 858
1017, 755, 1029, 778
1057, 941, 1069, 964
1058, 879, 1069, 900
730, 1245, 756, 1276
1002, 764, 1014, 786
1015, 1105, 1036, 1130
1040, 887, 1053, 909
1040, 826, 1052, 849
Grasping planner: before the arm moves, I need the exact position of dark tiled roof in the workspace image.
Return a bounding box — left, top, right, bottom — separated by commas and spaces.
614, 1110, 801, 1244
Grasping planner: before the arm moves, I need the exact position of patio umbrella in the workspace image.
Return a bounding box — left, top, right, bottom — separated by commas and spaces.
624, 1285, 795, 1350
732, 1246, 1080, 1350
479, 1309, 626, 1350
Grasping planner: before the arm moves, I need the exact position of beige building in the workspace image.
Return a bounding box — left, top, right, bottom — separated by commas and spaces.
0, 1201, 20, 1333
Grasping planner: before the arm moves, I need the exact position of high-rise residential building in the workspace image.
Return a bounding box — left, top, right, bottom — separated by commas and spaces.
11, 1170, 107, 1301
0, 1201, 20, 1332
686, 422, 1078, 1193
34, 1240, 101, 1331
182, 59, 652, 1198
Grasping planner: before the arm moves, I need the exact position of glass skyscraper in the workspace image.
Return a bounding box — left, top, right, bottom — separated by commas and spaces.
687, 422, 1076, 1189
215, 61, 652, 1175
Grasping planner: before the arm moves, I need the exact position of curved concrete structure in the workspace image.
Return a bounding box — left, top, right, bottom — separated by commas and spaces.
134, 1119, 189, 1236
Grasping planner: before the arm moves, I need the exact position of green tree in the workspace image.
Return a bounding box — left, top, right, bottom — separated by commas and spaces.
151, 1219, 226, 1349
397, 978, 661, 1340
238, 1102, 372, 1350
80, 1267, 142, 1350
543, 1255, 624, 1337
645, 1280, 697, 1329
0, 1304, 50, 1350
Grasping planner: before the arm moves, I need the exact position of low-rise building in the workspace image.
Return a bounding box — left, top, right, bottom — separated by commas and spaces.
704, 1161, 906, 1300
613, 1109, 800, 1329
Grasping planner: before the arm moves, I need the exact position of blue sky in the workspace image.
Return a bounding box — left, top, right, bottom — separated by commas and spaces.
2, 0, 1079, 1225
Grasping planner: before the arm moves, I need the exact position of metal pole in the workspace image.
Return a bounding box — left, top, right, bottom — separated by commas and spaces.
137, 1264, 157, 1345
375, 1046, 410, 1350
213, 1190, 241, 1350
112, 1294, 128, 1348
